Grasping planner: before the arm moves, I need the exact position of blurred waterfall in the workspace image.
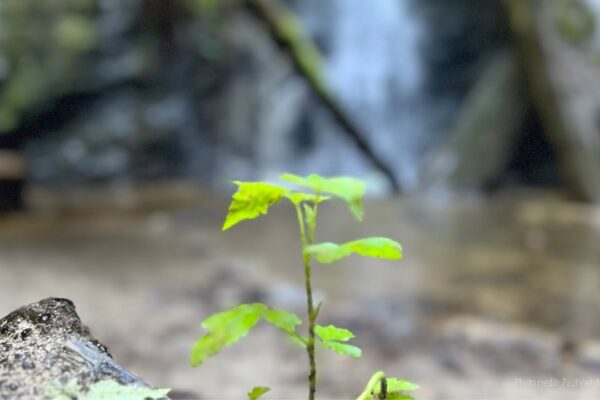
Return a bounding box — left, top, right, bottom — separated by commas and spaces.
298, 0, 427, 188
15, 0, 504, 193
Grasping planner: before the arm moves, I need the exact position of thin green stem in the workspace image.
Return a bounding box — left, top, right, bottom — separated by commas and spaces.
295, 203, 317, 400
308, 193, 320, 243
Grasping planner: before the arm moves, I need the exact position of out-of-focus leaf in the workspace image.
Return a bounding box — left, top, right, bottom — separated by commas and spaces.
306, 237, 402, 264
54, 16, 97, 52
346, 237, 403, 260
223, 182, 288, 230
247, 386, 271, 400
305, 242, 352, 263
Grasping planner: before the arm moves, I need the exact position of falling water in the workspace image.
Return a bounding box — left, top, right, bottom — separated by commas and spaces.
285, 0, 429, 190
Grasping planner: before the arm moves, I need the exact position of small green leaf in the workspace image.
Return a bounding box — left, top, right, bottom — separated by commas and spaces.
315, 325, 354, 342
223, 182, 288, 230
280, 173, 365, 220
191, 304, 304, 366
315, 324, 361, 358
306, 237, 402, 264
305, 242, 352, 263
320, 340, 362, 358
385, 378, 420, 392
191, 304, 265, 366
263, 308, 305, 345
247, 386, 271, 400
201, 303, 265, 331
346, 237, 403, 260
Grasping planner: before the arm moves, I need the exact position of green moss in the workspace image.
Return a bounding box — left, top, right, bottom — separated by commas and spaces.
53, 15, 97, 52
556, 0, 596, 44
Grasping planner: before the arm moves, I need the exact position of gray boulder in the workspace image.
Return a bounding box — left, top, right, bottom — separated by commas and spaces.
0, 297, 154, 399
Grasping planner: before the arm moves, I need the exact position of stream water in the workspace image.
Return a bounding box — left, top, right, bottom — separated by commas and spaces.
0, 184, 599, 398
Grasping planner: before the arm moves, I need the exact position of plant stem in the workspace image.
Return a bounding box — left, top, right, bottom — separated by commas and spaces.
295, 203, 317, 400
304, 251, 317, 400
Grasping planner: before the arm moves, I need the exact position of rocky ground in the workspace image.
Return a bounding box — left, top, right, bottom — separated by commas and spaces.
1, 184, 600, 399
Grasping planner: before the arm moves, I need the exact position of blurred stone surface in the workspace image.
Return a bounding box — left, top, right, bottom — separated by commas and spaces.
0, 297, 149, 399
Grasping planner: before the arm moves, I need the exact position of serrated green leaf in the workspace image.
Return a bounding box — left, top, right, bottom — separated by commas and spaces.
280, 173, 365, 220
315, 325, 354, 342
263, 308, 306, 346
263, 308, 302, 334
385, 378, 420, 392
201, 303, 266, 331
191, 303, 304, 366
191, 304, 265, 366
320, 340, 362, 358
316, 323, 361, 358
223, 182, 288, 230
247, 386, 271, 400
306, 237, 402, 264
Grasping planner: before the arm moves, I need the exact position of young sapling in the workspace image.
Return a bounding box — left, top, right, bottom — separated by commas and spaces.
190, 173, 418, 400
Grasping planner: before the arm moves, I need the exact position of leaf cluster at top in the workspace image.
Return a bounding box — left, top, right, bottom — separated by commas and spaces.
222, 173, 403, 264
197, 173, 413, 400
222, 173, 364, 231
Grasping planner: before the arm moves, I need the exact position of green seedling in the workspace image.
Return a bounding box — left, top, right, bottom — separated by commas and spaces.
190, 173, 418, 400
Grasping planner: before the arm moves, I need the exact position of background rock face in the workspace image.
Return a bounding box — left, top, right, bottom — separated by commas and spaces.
0, 297, 147, 399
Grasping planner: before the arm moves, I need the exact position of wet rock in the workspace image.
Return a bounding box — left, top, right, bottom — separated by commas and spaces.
0, 297, 150, 399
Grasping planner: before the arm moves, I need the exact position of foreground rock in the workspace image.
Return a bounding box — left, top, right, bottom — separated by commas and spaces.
0, 298, 156, 399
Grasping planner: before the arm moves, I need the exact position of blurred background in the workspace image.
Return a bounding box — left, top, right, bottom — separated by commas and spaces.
1, 0, 600, 398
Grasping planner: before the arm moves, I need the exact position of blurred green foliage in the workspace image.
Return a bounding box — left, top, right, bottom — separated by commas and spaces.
0, 0, 99, 131
556, 0, 596, 44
